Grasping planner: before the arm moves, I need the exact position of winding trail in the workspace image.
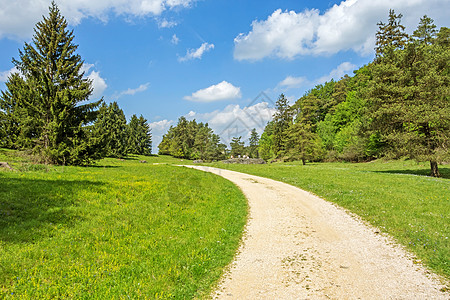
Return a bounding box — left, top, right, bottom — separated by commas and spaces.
183, 166, 448, 299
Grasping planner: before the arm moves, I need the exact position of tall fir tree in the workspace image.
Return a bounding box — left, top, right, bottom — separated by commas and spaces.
0, 2, 102, 165
272, 94, 293, 156
248, 128, 260, 158
92, 102, 128, 158
127, 114, 152, 155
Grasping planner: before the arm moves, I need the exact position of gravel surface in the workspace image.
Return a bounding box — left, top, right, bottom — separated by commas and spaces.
184, 166, 448, 300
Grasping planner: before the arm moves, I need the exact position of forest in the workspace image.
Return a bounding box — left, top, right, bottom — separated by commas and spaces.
159, 11, 450, 177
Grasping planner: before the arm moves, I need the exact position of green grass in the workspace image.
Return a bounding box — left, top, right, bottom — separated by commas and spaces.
206, 159, 450, 281
0, 150, 247, 298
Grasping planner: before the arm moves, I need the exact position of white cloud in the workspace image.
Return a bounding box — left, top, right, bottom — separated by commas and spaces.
315, 62, 356, 84
171, 34, 180, 44
278, 76, 307, 89
0, 0, 197, 40
114, 82, 150, 99
150, 119, 174, 153
88, 71, 108, 99
178, 42, 214, 62
186, 102, 276, 145
234, 0, 450, 60
184, 81, 241, 102
80, 63, 107, 99
0, 67, 18, 82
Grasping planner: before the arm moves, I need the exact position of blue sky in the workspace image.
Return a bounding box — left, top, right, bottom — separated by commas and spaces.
1, 0, 449, 152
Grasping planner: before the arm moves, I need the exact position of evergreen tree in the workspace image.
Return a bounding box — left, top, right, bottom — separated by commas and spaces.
92, 102, 128, 158
375, 9, 409, 59
284, 122, 323, 165
0, 2, 102, 165
368, 15, 450, 177
158, 117, 224, 160
127, 114, 152, 155
272, 94, 293, 156
230, 136, 245, 157
248, 128, 259, 158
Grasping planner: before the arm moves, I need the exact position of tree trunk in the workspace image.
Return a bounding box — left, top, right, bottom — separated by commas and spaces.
302, 158, 306, 166
430, 160, 440, 177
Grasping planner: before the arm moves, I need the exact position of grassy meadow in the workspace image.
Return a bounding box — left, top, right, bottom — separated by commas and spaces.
207, 159, 450, 281
0, 150, 247, 298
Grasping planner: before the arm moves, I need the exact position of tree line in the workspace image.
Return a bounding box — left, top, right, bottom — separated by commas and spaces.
259, 11, 449, 177
0, 2, 152, 165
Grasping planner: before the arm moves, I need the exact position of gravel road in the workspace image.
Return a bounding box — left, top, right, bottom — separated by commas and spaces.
184, 165, 448, 299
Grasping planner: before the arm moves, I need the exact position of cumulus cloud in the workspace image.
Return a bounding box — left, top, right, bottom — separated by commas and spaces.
150, 119, 174, 153
234, 0, 449, 60
88, 71, 108, 99
0, 0, 197, 40
186, 102, 276, 145
278, 76, 307, 89
113, 82, 150, 99
80, 63, 108, 99
315, 62, 356, 84
0, 67, 18, 82
178, 42, 215, 62
184, 81, 241, 102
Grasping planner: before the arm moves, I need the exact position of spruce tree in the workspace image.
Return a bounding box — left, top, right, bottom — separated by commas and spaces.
92, 102, 128, 158
127, 114, 152, 155
248, 128, 259, 158
0, 2, 102, 164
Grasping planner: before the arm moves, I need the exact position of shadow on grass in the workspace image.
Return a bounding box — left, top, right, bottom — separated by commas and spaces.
0, 174, 104, 243
374, 166, 450, 179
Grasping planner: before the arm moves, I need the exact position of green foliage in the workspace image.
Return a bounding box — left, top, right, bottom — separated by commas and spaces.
284, 122, 324, 164
230, 136, 245, 157
248, 128, 260, 158
127, 114, 152, 156
368, 15, 450, 176
272, 94, 293, 156
158, 117, 225, 160
258, 131, 274, 161
92, 102, 128, 158
209, 159, 450, 280
0, 151, 247, 298
0, 2, 102, 165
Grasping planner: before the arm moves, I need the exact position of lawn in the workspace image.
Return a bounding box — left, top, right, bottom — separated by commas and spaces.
0, 150, 247, 298
207, 159, 450, 281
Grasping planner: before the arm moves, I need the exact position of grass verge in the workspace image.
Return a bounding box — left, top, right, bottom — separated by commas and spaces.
0, 150, 247, 298
207, 159, 449, 281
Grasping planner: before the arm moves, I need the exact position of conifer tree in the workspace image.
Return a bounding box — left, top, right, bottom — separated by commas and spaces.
248, 128, 260, 158
92, 102, 128, 158
127, 114, 152, 155
230, 136, 245, 157
0, 2, 102, 165
369, 14, 450, 177
375, 9, 409, 59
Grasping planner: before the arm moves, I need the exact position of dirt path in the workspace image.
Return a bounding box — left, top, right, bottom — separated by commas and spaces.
184, 166, 448, 299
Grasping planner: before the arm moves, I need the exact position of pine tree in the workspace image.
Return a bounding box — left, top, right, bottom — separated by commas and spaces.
0, 2, 102, 164
368, 14, 450, 177
375, 9, 409, 59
